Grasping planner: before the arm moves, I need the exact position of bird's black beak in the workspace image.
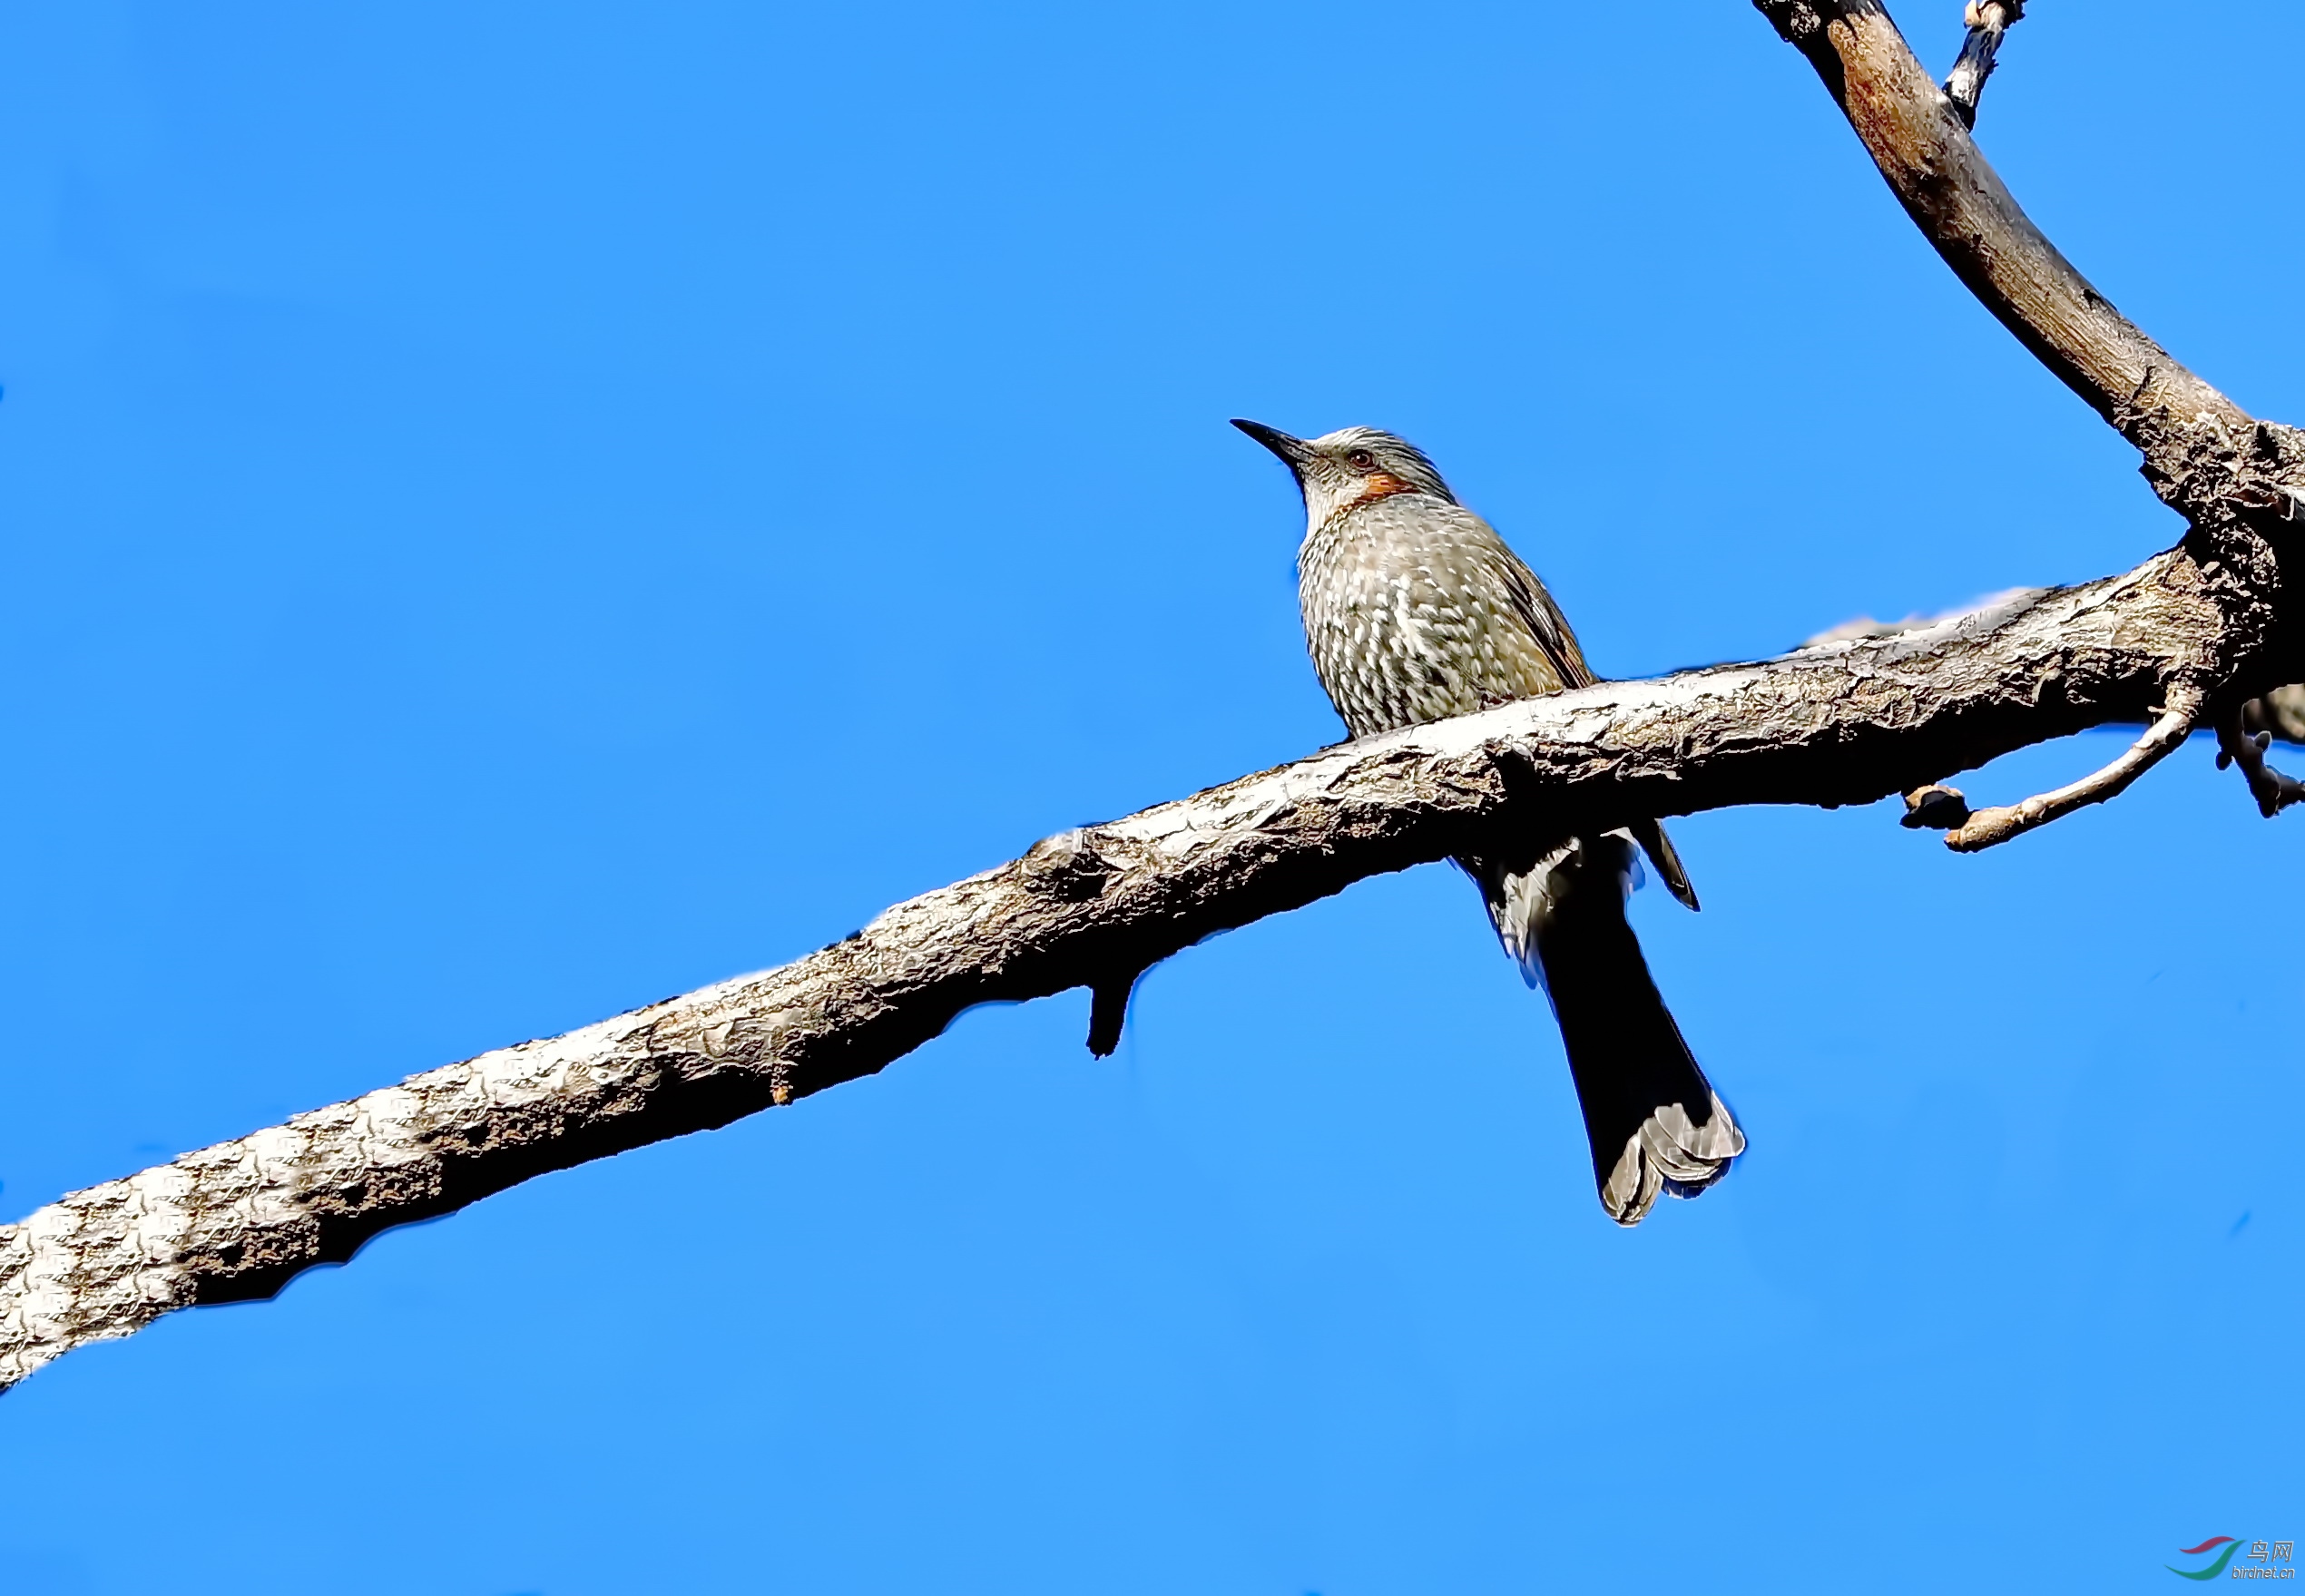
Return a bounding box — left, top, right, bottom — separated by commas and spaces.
1231, 417, 1313, 476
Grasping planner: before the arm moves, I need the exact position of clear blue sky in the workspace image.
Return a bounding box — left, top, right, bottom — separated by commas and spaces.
1, 4, 2298, 1591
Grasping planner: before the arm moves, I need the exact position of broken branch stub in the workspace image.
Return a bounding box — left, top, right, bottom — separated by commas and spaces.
1943, 0, 2025, 129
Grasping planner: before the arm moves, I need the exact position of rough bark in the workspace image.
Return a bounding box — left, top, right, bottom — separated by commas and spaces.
0, 559, 2252, 1389
2, 1, 2300, 1391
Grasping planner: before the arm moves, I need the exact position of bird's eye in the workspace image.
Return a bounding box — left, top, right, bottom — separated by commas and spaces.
1346, 448, 1376, 470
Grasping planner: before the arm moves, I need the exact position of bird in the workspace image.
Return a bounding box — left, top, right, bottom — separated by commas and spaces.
1233, 419, 1744, 1225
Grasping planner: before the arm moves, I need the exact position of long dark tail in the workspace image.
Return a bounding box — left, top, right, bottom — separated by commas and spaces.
1474, 833, 1742, 1226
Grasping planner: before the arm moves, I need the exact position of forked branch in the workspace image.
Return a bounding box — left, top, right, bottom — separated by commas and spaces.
1751, 0, 2304, 850
0, 2, 2296, 1395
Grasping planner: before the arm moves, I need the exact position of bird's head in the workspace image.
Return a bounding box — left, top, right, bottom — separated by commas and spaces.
1231, 420, 1455, 525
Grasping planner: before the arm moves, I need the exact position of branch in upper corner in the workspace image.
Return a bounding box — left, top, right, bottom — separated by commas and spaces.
1943, 688, 2203, 852
1750, 0, 2262, 514
2215, 712, 2305, 818
1944, 0, 2025, 130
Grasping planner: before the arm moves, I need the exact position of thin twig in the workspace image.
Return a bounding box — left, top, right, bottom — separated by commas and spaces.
1946, 687, 2203, 852
1944, 0, 2025, 130
1752, 0, 2257, 489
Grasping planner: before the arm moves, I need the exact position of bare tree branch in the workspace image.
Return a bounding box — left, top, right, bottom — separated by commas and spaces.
1750, 0, 2305, 845
4, 3, 2300, 1394
1750, 0, 2305, 540
0, 555, 2259, 1391
1943, 0, 2025, 130
1820, 610, 2305, 749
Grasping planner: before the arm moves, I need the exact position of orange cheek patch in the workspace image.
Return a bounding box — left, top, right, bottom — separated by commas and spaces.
1346, 472, 1420, 508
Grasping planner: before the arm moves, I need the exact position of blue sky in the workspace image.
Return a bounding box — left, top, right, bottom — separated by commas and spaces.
1, 3, 2299, 1591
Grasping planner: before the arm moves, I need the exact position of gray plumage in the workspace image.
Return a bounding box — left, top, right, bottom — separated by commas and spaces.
1235, 419, 1743, 1225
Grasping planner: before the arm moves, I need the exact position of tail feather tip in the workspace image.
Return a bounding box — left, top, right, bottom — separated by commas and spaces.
1599, 1093, 1745, 1227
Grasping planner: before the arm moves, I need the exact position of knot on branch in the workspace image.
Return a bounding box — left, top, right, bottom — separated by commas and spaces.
1021, 827, 1121, 902
2205, 422, 2305, 524
2221, 478, 2305, 528
2143, 417, 2305, 542
1023, 828, 1156, 1056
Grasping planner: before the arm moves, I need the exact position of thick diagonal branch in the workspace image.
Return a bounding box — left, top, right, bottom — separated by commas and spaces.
0, 553, 2249, 1392
1749, 0, 2303, 530
1751, 0, 2304, 817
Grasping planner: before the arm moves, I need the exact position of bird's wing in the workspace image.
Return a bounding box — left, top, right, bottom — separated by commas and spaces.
1462, 511, 1702, 913
1463, 515, 1595, 692
1627, 817, 1701, 913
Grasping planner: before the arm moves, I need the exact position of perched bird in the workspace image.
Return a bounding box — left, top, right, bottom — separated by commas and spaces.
1234, 419, 1744, 1225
